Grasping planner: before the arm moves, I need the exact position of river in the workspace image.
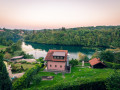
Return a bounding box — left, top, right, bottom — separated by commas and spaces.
22, 42, 105, 60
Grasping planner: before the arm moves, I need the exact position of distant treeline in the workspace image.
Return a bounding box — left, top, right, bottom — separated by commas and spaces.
0, 29, 21, 46
24, 26, 120, 48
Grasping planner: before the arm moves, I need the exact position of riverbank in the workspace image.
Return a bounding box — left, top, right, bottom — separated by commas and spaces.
22, 41, 103, 59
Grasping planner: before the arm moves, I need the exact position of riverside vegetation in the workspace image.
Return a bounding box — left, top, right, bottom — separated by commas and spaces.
0, 26, 120, 90
24, 26, 120, 48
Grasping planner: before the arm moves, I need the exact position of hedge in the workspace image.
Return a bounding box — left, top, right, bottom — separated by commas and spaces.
104, 61, 120, 69
39, 78, 106, 90
12, 64, 42, 90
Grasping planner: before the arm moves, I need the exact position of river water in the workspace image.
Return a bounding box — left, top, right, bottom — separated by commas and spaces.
22, 42, 105, 60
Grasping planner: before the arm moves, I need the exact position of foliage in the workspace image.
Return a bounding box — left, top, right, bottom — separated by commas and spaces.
78, 52, 89, 62
0, 54, 12, 90
4, 52, 12, 59
11, 63, 35, 73
105, 71, 120, 90
0, 29, 21, 46
36, 57, 45, 67
24, 26, 120, 47
19, 60, 27, 64
104, 61, 120, 69
12, 64, 42, 90
69, 59, 78, 67
5, 40, 22, 55
99, 50, 114, 62
91, 51, 100, 59
32, 74, 42, 85
23, 54, 34, 59
24, 66, 114, 90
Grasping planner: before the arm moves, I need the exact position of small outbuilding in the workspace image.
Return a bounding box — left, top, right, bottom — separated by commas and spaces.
11, 56, 24, 61
89, 58, 106, 68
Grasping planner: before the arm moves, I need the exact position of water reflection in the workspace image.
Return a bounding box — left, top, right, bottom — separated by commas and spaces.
22, 42, 105, 59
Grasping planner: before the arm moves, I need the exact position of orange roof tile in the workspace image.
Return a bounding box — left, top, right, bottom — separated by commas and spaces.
89, 58, 102, 66
45, 49, 68, 62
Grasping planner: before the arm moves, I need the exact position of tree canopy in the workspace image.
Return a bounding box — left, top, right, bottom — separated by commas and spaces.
24, 26, 120, 48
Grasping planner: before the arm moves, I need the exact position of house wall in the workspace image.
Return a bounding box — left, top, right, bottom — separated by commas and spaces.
47, 61, 66, 71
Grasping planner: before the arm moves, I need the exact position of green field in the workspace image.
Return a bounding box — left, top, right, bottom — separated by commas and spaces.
25, 65, 114, 90
14, 63, 35, 70
0, 45, 6, 48
0, 45, 7, 51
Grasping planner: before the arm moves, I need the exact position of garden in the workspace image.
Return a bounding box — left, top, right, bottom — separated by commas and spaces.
24, 63, 115, 90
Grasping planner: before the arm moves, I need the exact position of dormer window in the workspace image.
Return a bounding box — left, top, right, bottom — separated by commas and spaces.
53, 52, 65, 59
53, 56, 64, 59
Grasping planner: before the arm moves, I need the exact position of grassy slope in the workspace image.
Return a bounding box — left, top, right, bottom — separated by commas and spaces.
14, 63, 35, 70
0, 45, 6, 48
0, 45, 7, 51
25, 65, 114, 90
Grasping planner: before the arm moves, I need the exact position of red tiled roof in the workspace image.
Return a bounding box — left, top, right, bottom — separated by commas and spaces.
45, 50, 68, 62
89, 58, 102, 66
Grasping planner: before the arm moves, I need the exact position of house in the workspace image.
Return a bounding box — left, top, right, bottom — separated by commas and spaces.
45, 50, 70, 72
89, 58, 106, 68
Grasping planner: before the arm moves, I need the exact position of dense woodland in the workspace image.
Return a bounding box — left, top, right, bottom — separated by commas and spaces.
0, 28, 21, 46
24, 26, 120, 48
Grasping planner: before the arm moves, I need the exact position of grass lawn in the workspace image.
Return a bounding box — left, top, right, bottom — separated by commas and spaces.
78, 62, 90, 66
0, 45, 7, 51
25, 65, 114, 90
14, 63, 35, 70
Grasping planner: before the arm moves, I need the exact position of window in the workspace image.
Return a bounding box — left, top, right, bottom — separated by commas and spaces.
60, 56, 64, 59
53, 56, 56, 59
50, 65, 52, 67
57, 56, 59, 59
53, 56, 64, 59
60, 65, 62, 68
55, 65, 57, 67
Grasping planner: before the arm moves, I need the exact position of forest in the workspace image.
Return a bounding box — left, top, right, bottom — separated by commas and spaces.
24, 26, 120, 48
0, 28, 21, 46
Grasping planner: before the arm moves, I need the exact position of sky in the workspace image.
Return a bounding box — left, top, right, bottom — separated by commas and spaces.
0, 0, 120, 30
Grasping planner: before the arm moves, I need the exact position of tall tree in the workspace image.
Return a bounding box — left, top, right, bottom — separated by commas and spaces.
0, 54, 12, 90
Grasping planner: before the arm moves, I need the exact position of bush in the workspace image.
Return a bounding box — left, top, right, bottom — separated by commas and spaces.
69, 59, 78, 67
0, 54, 12, 90
19, 60, 27, 64
32, 74, 42, 85
104, 61, 120, 69
78, 52, 89, 62
105, 71, 120, 90
40, 78, 106, 90
100, 51, 114, 62
13, 64, 42, 90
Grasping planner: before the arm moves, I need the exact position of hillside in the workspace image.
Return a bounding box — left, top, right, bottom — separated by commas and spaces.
24, 26, 120, 48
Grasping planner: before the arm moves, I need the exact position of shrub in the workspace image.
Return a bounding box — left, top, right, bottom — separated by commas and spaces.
105, 71, 120, 90
19, 60, 27, 64
100, 50, 114, 62
32, 74, 42, 85
40, 78, 106, 90
78, 52, 89, 62
69, 59, 78, 67
104, 61, 120, 69
12, 64, 42, 90
0, 54, 12, 90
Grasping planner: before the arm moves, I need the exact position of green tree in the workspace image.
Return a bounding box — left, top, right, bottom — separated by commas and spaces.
69, 59, 78, 67
78, 52, 89, 62
105, 71, 120, 90
0, 54, 12, 90
100, 50, 114, 62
